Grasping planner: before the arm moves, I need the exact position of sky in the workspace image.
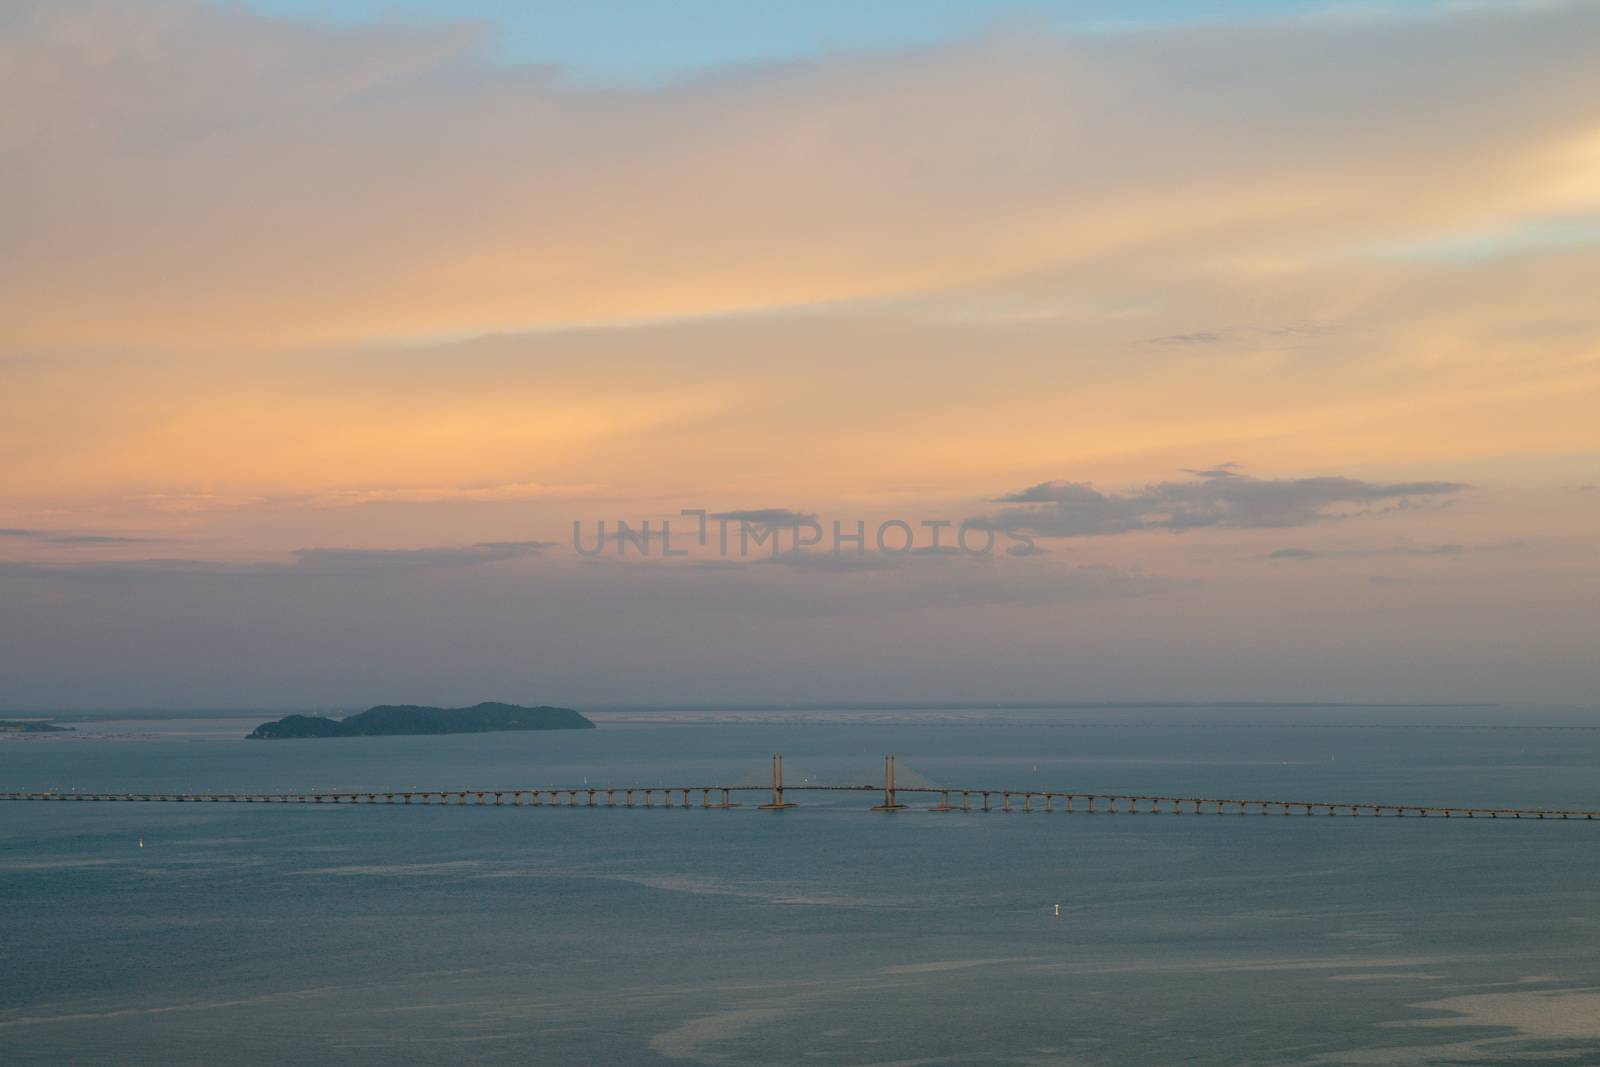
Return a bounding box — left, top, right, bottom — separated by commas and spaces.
1, 0, 1597, 709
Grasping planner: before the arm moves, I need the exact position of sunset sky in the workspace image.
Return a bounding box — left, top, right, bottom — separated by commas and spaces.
2, 0, 1597, 708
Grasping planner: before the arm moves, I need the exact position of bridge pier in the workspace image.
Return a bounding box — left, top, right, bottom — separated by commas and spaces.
872, 755, 908, 812
760, 754, 798, 810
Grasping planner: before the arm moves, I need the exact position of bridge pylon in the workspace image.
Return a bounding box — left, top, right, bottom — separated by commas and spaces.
872, 754, 908, 812
758, 753, 797, 810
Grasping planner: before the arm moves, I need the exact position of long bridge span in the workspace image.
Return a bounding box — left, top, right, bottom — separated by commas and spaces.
5, 755, 1597, 821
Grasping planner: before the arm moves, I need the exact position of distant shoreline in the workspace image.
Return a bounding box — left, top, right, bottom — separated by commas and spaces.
3, 701, 1506, 722
580, 701, 1506, 713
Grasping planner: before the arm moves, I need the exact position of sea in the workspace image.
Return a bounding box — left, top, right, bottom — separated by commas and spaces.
3, 704, 1600, 1066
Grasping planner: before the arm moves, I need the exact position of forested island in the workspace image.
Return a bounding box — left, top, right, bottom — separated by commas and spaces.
246, 702, 594, 740
0, 720, 73, 733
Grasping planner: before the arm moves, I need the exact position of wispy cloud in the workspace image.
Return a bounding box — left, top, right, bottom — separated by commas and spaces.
1148, 324, 1332, 347
1265, 544, 1465, 562
0, 541, 554, 581
1149, 331, 1227, 346
290, 542, 555, 571
5, 1, 1599, 350
309, 484, 599, 506
758, 552, 906, 573
0, 528, 158, 545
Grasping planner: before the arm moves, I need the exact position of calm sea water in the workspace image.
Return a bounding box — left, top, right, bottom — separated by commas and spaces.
4, 705, 1600, 1066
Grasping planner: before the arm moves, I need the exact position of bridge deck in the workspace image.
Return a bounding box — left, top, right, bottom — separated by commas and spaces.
3, 785, 1597, 819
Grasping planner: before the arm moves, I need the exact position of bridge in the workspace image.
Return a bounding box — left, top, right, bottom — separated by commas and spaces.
4, 754, 1598, 820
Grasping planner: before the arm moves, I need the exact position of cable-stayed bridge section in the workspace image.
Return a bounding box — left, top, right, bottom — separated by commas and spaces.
4, 754, 1598, 820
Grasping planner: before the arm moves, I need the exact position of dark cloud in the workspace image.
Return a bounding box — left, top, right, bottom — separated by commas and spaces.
708, 509, 817, 525
993, 482, 1107, 505
1179, 464, 1242, 480
985, 472, 1468, 538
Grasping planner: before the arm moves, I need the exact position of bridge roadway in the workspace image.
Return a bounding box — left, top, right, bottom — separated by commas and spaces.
4, 784, 1599, 819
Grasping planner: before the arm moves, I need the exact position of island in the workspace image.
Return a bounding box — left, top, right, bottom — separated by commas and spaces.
0, 720, 73, 733
245, 702, 594, 740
